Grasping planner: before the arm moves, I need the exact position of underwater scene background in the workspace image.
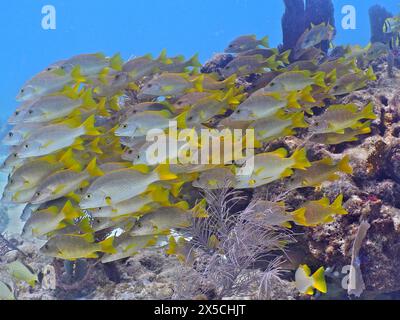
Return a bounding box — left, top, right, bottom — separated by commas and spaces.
1, 0, 400, 300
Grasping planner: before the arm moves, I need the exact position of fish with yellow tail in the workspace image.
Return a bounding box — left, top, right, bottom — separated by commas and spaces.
330, 67, 376, 96
6, 260, 38, 287
291, 195, 348, 227
16, 115, 101, 158
295, 265, 327, 295
30, 157, 104, 204
235, 148, 311, 189
101, 233, 166, 264
225, 35, 269, 53
288, 156, 353, 190
309, 102, 376, 134
40, 233, 116, 260
79, 164, 177, 209
221, 54, 281, 78
22, 200, 82, 239
139, 72, 203, 97
129, 201, 192, 236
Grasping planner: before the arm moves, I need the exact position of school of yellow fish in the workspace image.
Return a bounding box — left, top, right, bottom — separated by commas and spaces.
1, 23, 381, 296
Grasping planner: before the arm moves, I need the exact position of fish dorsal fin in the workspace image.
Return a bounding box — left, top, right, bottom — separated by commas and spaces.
316, 197, 330, 207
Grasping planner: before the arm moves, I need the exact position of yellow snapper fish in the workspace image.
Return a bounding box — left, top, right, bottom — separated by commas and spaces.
90, 72, 131, 98
294, 22, 334, 54
30, 157, 103, 204
262, 70, 326, 92
235, 148, 311, 189
197, 74, 237, 91
40, 233, 116, 260
16, 115, 100, 158
4, 155, 62, 193
115, 110, 172, 138
221, 54, 281, 78
363, 42, 388, 62
318, 57, 359, 78
49, 52, 123, 76
19, 87, 94, 123
79, 164, 177, 209
129, 202, 192, 236
309, 103, 376, 134
310, 121, 371, 145
122, 101, 173, 118
8, 99, 40, 124
227, 92, 289, 122
295, 265, 327, 295
225, 35, 269, 53
6, 260, 38, 287
16, 70, 75, 102
250, 112, 308, 143
139, 72, 203, 97
101, 234, 167, 263
89, 186, 169, 219
0, 281, 15, 300
288, 156, 353, 189
22, 200, 81, 239
2, 122, 45, 146
122, 51, 170, 82
291, 194, 348, 227
192, 167, 236, 189
330, 67, 376, 96
173, 91, 214, 111
0, 151, 24, 173
160, 53, 202, 73
5, 186, 37, 204
178, 89, 241, 128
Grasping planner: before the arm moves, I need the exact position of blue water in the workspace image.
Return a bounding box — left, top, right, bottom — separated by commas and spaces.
0, 0, 398, 121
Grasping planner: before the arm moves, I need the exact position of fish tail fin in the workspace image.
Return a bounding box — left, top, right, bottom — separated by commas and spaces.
81, 115, 100, 136
312, 71, 326, 88
332, 194, 344, 209
72, 137, 85, 150
361, 102, 376, 120
326, 69, 337, 83
166, 236, 177, 255
366, 66, 377, 81
85, 158, 104, 177
260, 36, 269, 48
110, 53, 123, 71
312, 267, 327, 293
99, 237, 117, 254
81, 89, 97, 108
89, 137, 103, 154
188, 53, 202, 68
192, 74, 204, 92
97, 98, 111, 117
71, 66, 86, 83
59, 148, 77, 169
223, 74, 237, 87
175, 111, 188, 129
223, 88, 241, 105
291, 208, 307, 226
300, 86, 316, 103
169, 181, 185, 198
291, 148, 311, 170
61, 200, 81, 220
158, 49, 172, 64
279, 49, 291, 64
338, 155, 353, 174
155, 164, 178, 181
287, 92, 301, 109
292, 112, 308, 129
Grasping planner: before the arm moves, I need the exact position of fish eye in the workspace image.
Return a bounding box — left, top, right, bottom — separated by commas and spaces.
98, 207, 102, 211
28, 110, 33, 114
236, 110, 241, 114
46, 67, 52, 71
15, 111, 19, 116
20, 89, 25, 93
86, 194, 92, 198
188, 116, 193, 121
270, 82, 275, 87
147, 84, 153, 88
44, 244, 49, 249
136, 155, 140, 159
226, 66, 231, 70
122, 124, 128, 129
13, 153, 17, 158
25, 144, 29, 149
229, 44, 234, 48
128, 150, 133, 154
36, 192, 41, 197
177, 101, 183, 105
8, 132, 13, 137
